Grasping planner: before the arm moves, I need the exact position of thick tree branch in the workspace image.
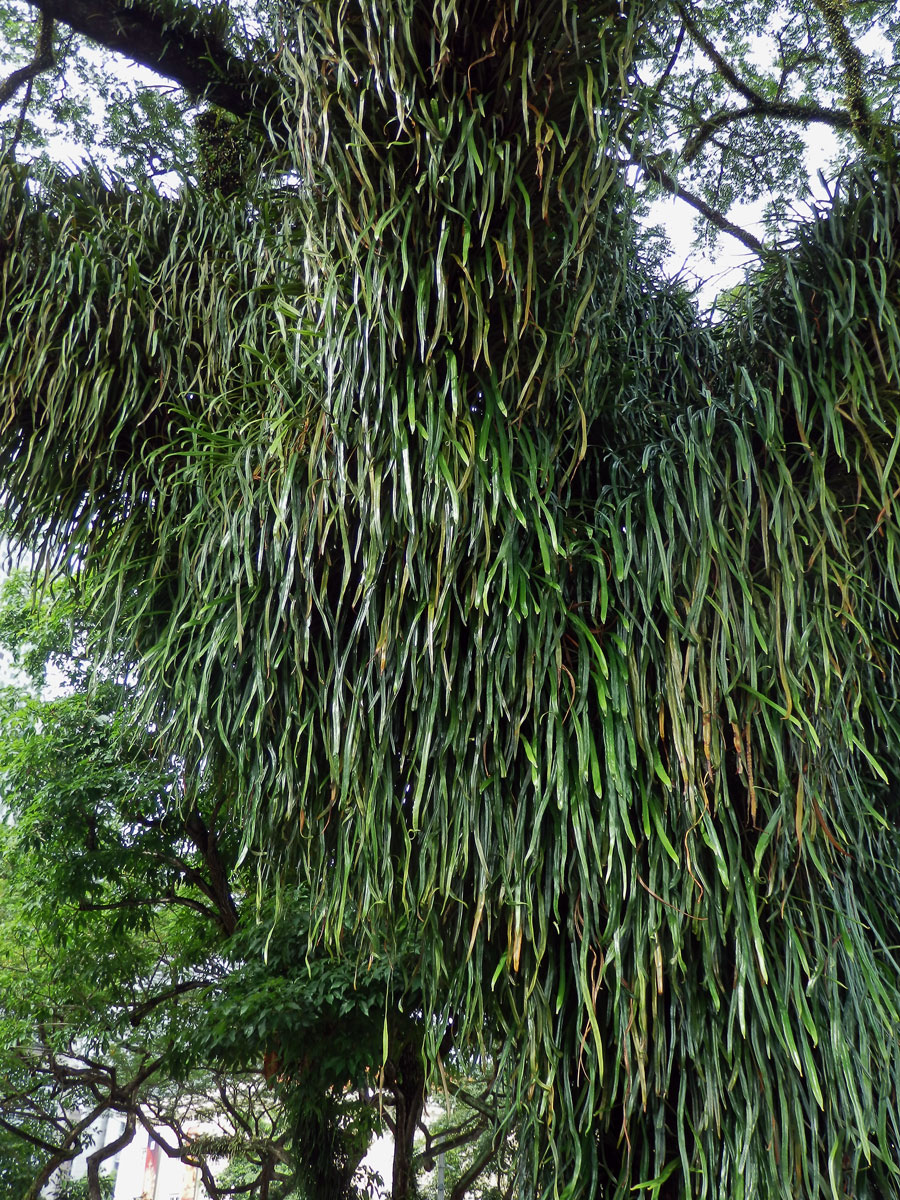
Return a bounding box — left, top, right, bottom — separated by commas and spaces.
78, 891, 223, 925
448, 1134, 500, 1200
133, 1106, 222, 1176
812, 0, 892, 154
184, 806, 239, 935
23, 1101, 110, 1200
8, 76, 36, 157
416, 1115, 487, 1163
23, 0, 277, 124
129, 978, 211, 1026
674, 0, 893, 158
681, 100, 855, 164
0, 13, 54, 110
626, 141, 770, 259
673, 1, 787, 109
441, 1071, 501, 1118
0, 1111, 64, 1156
86, 1111, 136, 1200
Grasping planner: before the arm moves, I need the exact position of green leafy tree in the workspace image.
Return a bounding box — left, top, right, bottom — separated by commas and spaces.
51, 1179, 115, 1200
0, 574, 496, 1200
0, 1127, 43, 1198
0, 575, 292, 1198
1, 3, 900, 1199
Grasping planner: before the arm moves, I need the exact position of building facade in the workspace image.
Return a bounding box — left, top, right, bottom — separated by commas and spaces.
48, 1117, 203, 1200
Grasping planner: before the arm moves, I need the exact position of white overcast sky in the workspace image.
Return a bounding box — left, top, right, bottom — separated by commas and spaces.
648, 125, 844, 310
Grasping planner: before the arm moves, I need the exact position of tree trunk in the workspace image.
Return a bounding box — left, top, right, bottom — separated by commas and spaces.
86, 1111, 136, 1200
390, 1041, 425, 1200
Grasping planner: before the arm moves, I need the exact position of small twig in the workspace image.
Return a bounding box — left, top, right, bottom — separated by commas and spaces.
637, 873, 707, 920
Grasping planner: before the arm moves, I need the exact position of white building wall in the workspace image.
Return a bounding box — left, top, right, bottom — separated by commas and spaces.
112, 1124, 153, 1200
46, 1117, 202, 1200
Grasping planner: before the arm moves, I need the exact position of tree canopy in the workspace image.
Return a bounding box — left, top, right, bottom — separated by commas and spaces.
1, 1, 900, 1198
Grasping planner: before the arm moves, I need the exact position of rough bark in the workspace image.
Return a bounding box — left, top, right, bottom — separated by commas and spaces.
185, 806, 240, 935
390, 1042, 426, 1200
85, 1112, 136, 1200
0, 12, 54, 109
23, 0, 277, 121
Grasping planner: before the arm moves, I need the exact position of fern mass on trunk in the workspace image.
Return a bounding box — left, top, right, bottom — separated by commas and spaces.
1, 1, 900, 1196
